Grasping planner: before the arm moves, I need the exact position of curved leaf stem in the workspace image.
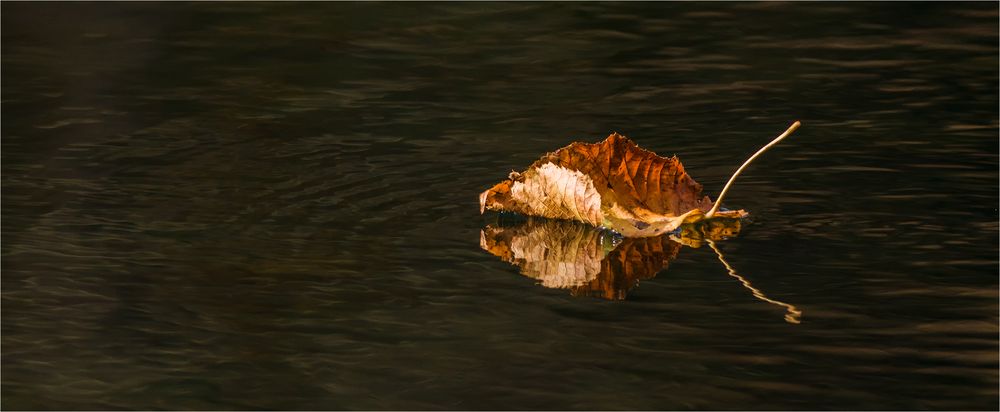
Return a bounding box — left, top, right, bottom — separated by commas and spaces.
705, 121, 801, 218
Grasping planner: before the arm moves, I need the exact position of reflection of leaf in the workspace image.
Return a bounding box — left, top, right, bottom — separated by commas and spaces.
480, 218, 615, 290
671, 218, 743, 249
481, 217, 803, 324
571, 228, 681, 300
480, 217, 741, 300
479, 133, 746, 237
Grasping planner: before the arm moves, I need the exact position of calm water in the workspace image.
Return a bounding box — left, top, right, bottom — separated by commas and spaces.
3, 2, 998, 410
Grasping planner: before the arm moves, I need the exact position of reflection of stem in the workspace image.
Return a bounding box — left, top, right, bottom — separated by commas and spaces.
706, 240, 802, 324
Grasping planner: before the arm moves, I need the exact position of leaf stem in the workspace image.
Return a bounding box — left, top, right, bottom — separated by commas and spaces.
705, 121, 801, 219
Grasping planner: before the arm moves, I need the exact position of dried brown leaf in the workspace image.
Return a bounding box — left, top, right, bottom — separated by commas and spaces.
480, 133, 745, 236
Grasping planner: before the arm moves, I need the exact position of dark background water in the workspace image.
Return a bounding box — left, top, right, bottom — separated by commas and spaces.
3, 2, 997, 410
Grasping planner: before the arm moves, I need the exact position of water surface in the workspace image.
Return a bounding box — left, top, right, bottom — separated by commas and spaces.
3, 2, 998, 410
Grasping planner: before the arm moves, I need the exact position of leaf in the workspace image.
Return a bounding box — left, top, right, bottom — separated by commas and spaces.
479, 132, 746, 237
480, 216, 743, 300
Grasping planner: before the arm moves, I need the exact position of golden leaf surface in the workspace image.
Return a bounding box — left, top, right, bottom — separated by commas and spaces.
479, 133, 746, 237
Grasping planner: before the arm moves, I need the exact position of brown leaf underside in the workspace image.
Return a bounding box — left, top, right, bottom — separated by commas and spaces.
480, 133, 744, 236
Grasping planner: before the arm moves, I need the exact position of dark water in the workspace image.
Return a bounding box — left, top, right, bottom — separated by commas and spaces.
3, 2, 998, 410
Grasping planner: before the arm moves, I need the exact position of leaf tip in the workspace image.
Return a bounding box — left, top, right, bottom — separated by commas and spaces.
479, 180, 514, 215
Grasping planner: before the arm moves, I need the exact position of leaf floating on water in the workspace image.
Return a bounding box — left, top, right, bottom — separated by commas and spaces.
479, 132, 740, 236
479, 122, 801, 236
480, 217, 742, 300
